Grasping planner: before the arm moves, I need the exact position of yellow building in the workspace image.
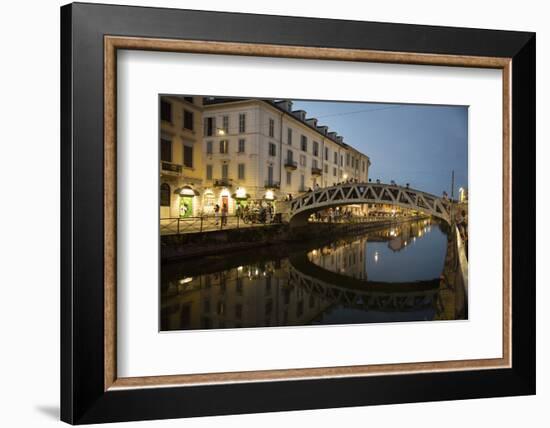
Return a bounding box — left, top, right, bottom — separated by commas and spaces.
160, 96, 204, 218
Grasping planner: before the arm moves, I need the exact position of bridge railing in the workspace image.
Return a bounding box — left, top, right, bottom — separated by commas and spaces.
286, 182, 452, 224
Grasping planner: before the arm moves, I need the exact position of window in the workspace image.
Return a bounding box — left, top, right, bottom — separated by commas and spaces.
333, 167, 337, 177
313, 141, 319, 157
183, 109, 194, 131
238, 163, 245, 180
363, 160, 366, 172
286, 171, 292, 185
269, 143, 276, 157
287, 149, 293, 162
206, 164, 213, 180
206, 141, 213, 155
267, 165, 274, 184
299, 154, 306, 167
334, 152, 338, 164
300, 135, 307, 152
340, 155, 344, 166
312, 159, 318, 168
183, 145, 193, 168
325, 147, 329, 161
324, 164, 328, 173
222, 164, 229, 179
204, 117, 215, 136
219, 140, 229, 154
160, 137, 172, 162
238, 139, 245, 153
300, 174, 305, 190
183, 96, 193, 103
269, 118, 275, 137
160, 183, 170, 206
239, 113, 246, 133
339, 169, 343, 178
222, 115, 229, 134
287, 128, 292, 145
161, 100, 172, 122
346, 153, 350, 166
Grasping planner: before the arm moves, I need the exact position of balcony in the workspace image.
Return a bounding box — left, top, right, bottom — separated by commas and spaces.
213, 178, 233, 187
161, 162, 182, 176
264, 180, 280, 189
311, 166, 323, 176
284, 159, 298, 171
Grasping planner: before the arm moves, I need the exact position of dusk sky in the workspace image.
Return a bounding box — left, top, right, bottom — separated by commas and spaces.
292, 100, 468, 197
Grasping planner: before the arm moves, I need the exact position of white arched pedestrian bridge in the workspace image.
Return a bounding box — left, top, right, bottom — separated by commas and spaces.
282, 182, 452, 227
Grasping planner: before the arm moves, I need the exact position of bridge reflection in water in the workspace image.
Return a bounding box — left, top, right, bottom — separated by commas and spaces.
161, 219, 467, 331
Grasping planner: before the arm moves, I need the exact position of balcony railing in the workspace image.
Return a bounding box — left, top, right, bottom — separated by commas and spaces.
264, 180, 280, 189
284, 159, 298, 170
213, 178, 233, 187
161, 162, 182, 175
311, 166, 323, 176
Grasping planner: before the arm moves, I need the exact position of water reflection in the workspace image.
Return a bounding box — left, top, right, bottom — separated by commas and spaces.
307, 219, 447, 283
161, 219, 465, 331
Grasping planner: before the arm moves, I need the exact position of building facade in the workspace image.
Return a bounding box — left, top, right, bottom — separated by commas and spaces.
160, 95, 204, 218
160, 97, 371, 218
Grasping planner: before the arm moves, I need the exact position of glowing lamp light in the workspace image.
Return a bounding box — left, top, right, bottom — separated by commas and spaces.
236, 187, 247, 199
265, 190, 274, 200
179, 277, 193, 285
343, 173, 348, 180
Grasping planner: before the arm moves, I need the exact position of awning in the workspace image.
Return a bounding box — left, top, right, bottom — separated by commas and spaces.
174, 185, 200, 196
231, 193, 251, 200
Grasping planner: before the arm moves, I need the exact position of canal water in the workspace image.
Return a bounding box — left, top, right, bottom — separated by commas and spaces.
161, 218, 466, 331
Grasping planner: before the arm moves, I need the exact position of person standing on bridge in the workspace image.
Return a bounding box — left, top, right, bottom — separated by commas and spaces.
214, 204, 220, 225
221, 203, 228, 227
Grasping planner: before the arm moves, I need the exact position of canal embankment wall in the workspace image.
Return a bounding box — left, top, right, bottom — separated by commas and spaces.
161, 216, 427, 262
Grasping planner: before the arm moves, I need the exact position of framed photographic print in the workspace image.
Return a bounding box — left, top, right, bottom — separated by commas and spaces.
61, 2, 535, 424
